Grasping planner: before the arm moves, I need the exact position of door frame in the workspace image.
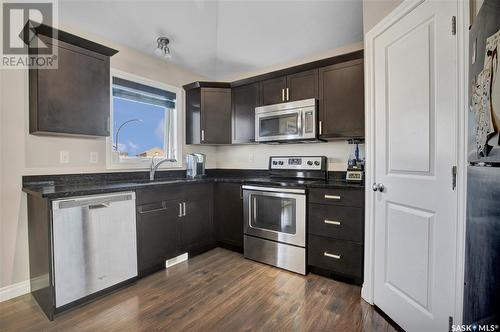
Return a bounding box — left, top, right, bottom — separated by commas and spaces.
362, 0, 469, 324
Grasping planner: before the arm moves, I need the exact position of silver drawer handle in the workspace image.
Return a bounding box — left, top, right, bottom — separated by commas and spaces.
139, 207, 166, 214
324, 195, 341, 200
324, 220, 341, 226
324, 252, 341, 260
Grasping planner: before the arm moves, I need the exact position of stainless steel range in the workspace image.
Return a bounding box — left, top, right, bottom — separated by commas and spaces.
243, 156, 327, 274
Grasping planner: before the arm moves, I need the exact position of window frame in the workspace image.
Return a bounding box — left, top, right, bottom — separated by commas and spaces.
107, 69, 183, 170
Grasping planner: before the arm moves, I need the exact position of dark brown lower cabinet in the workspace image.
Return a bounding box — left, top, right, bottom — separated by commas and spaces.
213, 183, 244, 250
308, 234, 363, 279
136, 200, 181, 275
136, 183, 214, 276
307, 187, 364, 284
180, 197, 214, 255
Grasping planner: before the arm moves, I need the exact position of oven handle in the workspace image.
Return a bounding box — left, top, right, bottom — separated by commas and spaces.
242, 185, 305, 194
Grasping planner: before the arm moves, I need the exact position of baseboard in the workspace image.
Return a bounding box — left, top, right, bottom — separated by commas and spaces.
0, 280, 30, 302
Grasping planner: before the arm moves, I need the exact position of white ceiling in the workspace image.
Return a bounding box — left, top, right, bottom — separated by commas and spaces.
59, 0, 363, 80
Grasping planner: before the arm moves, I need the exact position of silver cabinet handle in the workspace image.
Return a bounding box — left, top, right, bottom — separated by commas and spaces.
139, 206, 166, 214
281, 88, 285, 101
324, 252, 341, 260
201, 129, 205, 141
324, 194, 341, 200
286, 88, 289, 101
182, 202, 186, 217
319, 120, 323, 136
178, 202, 183, 217
324, 220, 341, 226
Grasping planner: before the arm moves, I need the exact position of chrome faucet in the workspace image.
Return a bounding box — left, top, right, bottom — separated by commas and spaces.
149, 155, 176, 181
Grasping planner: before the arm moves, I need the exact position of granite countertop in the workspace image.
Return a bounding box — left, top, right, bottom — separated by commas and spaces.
22, 170, 364, 199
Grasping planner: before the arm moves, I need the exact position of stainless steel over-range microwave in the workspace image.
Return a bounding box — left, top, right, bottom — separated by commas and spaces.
255, 98, 319, 143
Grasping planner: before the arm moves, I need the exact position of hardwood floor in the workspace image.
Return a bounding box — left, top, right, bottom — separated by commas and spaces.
0, 248, 396, 331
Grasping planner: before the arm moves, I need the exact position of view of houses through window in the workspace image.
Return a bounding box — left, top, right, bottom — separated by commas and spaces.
111, 76, 177, 162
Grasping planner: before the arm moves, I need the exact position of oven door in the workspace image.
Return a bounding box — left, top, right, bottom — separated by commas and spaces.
243, 185, 306, 247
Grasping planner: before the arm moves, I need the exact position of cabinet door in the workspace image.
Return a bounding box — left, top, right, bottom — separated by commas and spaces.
261, 76, 287, 105
319, 59, 364, 139
232, 83, 261, 143
180, 197, 213, 254
185, 88, 201, 144
30, 37, 110, 136
201, 88, 232, 144
286, 69, 318, 102
136, 200, 181, 275
214, 183, 244, 249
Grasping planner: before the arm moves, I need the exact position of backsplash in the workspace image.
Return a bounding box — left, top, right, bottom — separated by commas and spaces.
214, 141, 364, 171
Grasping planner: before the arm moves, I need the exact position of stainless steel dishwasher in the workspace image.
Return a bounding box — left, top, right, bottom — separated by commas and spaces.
52, 191, 137, 308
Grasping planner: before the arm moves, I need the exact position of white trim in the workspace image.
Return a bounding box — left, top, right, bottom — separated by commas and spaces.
106, 69, 184, 170
0, 280, 30, 302
362, 0, 467, 324
454, 0, 469, 324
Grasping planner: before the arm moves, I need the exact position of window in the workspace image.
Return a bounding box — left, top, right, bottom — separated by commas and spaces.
109, 71, 181, 168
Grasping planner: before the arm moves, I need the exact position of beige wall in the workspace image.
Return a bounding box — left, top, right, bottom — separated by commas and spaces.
0, 25, 215, 289
363, 0, 403, 35
216, 42, 364, 171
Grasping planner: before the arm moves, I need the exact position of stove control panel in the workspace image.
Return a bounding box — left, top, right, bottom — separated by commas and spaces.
269, 156, 325, 170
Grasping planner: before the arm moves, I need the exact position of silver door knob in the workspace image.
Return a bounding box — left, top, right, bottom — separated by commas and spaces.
372, 183, 385, 192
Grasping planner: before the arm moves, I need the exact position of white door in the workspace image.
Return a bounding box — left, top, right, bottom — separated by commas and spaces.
373, 1, 458, 331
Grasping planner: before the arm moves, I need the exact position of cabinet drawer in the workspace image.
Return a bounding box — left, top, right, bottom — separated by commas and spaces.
136, 183, 212, 205
308, 188, 363, 207
308, 204, 363, 242
308, 234, 363, 278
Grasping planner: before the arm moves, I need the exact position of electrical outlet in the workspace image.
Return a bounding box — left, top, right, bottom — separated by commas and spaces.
248, 153, 254, 163
90, 152, 98, 163
59, 151, 69, 164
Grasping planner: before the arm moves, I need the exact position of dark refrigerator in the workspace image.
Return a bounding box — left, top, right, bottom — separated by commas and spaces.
464, 0, 500, 325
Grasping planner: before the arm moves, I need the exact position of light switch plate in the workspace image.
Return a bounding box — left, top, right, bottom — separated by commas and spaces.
90, 152, 98, 163
59, 151, 69, 164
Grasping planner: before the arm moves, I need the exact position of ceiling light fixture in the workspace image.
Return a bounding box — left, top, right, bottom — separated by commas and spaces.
155, 37, 172, 59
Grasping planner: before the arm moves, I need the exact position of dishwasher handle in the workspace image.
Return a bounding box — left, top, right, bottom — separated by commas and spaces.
54, 192, 134, 210
88, 203, 111, 209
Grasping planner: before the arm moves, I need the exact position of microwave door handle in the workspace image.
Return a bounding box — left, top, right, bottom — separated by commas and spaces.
298, 111, 303, 136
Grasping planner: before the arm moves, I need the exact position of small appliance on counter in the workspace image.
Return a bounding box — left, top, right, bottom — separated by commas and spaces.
186, 153, 206, 178
346, 139, 364, 182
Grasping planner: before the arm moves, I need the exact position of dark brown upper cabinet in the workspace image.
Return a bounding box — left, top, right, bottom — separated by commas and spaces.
184, 82, 232, 145
185, 50, 364, 145
286, 69, 318, 102
318, 59, 364, 140
231, 82, 261, 144
261, 69, 318, 106
261, 76, 287, 105
28, 24, 118, 136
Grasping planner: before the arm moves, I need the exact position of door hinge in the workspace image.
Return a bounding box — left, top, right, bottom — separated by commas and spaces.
451, 16, 456, 35
452, 166, 457, 190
